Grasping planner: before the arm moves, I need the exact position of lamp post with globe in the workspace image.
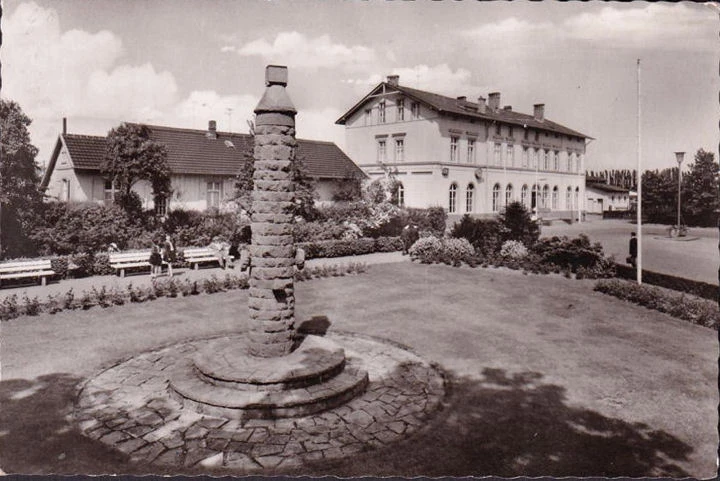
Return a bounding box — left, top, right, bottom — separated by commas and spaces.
675, 151, 685, 236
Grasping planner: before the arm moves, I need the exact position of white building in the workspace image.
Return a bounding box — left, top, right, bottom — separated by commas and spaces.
41, 121, 366, 213
336, 75, 592, 221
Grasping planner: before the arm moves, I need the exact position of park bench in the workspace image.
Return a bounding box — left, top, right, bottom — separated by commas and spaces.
183, 247, 224, 270
109, 251, 164, 277
0, 259, 55, 287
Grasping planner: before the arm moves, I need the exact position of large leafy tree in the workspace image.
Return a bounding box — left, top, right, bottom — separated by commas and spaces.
0, 99, 44, 258
642, 168, 677, 224
682, 149, 719, 227
101, 123, 171, 215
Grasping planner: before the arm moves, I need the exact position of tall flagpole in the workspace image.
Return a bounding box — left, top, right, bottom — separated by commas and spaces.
636, 59, 642, 284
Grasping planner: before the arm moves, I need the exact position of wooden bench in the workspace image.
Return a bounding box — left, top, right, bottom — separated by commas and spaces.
0, 259, 55, 287
109, 251, 165, 277
183, 247, 224, 270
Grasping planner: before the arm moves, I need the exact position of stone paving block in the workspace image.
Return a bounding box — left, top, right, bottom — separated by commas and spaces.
160, 432, 185, 450
198, 417, 228, 429
116, 437, 147, 455
206, 437, 230, 451
184, 447, 218, 467
224, 452, 263, 470
322, 446, 345, 460
302, 451, 323, 462
248, 429, 269, 443
255, 454, 286, 469
282, 441, 305, 455
184, 424, 208, 440
252, 443, 284, 457
374, 429, 401, 444
387, 421, 406, 434
198, 452, 224, 468
100, 430, 131, 445
130, 442, 165, 464
344, 409, 373, 428
125, 423, 155, 438
155, 447, 185, 466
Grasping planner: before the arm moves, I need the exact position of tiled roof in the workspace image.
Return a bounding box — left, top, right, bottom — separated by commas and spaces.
336, 82, 591, 139
587, 182, 630, 193
61, 124, 365, 180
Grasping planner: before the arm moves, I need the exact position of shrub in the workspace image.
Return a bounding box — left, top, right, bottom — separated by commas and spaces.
69, 252, 96, 278
595, 278, 719, 330
64, 288, 77, 309
50, 256, 70, 280
30, 203, 141, 255
409, 236, 444, 264
92, 286, 111, 308
500, 240, 529, 259
298, 237, 393, 259
531, 234, 606, 272
293, 221, 349, 242
22, 294, 41, 316
451, 215, 504, 257
614, 263, 717, 301
405, 207, 447, 236
46, 294, 63, 314
1, 294, 19, 321
409, 236, 475, 266
109, 287, 125, 306
79, 290, 94, 310
374, 236, 404, 253
498, 201, 540, 247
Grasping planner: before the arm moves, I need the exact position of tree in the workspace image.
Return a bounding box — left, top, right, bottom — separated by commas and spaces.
642, 168, 677, 224
0, 99, 44, 258
498, 201, 540, 247
682, 149, 719, 227
101, 123, 171, 216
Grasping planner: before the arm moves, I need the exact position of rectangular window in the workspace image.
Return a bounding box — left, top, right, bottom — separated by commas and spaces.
495, 123, 501, 135
378, 101, 386, 123
507, 145, 514, 166
508, 126, 514, 138
524, 129, 529, 140
532, 148, 538, 169
553, 151, 559, 171
377, 139, 387, 163
467, 138, 475, 163
450, 136, 459, 162
494, 143, 502, 165
104, 179, 117, 202
543, 150, 550, 170
522, 147, 529, 168
364, 109, 371, 126
567, 152, 572, 172
535, 131, 540, 142
155, 195, 168, 216
411, 102, 420, 119
207, 181, 222, 209
395, 138, 404, 162
397, 99, 405, 121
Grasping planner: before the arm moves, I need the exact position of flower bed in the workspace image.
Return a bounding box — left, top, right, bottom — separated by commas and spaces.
0, 262, 368, 321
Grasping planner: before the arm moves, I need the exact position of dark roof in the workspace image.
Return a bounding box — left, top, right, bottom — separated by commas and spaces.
336, 82, 591, 139
56, 124, 365, 180
587, 182, 629, 193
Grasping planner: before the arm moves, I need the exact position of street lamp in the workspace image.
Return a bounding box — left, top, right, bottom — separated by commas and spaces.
675, 151, 685, 233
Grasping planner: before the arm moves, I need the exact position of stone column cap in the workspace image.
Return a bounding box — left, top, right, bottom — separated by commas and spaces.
255, 65, 297, 115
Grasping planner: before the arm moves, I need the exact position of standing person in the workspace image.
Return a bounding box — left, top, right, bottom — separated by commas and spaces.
162, 234, 176, 278
149, 243, 163, 278
627, 231, 638, 268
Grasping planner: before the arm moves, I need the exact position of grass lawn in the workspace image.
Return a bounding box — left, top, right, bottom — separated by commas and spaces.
1, 262, 716, 477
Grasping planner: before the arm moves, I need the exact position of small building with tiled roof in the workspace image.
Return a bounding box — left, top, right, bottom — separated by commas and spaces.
337, 75, 591, 220
41, 121, 365, 212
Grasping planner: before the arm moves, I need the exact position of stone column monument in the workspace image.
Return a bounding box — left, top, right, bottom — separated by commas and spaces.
248, 65, 299, 358
169, 66, 368, 419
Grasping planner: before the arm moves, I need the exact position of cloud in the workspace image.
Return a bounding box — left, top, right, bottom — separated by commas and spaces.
295, 107, 345, 148
345, 64, 485, 98
172, 90, 259, 133
461, 4, 715, 52
563, 4, 716, 51
236, 31, 378, 70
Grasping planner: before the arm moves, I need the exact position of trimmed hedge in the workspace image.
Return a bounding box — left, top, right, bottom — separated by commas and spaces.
614, 263, 718, 302
595, 278, 719, 330
297, 236, 403, 259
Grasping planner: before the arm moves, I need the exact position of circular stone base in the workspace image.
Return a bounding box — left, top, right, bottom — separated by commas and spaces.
74, 332, 446, 472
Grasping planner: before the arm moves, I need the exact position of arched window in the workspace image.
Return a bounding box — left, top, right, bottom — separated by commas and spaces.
542, 185, 549, 208
397, 183, 405, 207
552, 186, 559, 209
505, 184, 513, 207
449, 183, 457, 213
492, 183, 501, 212
465, 183, 474, 213
566, 186, 573, 210
521, 184, 529, 207
531, 184, 540, 209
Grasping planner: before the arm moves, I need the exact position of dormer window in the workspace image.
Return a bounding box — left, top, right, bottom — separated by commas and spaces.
378, 101, 386, 123
411, 102, 420, 119
397, 99, 405, 121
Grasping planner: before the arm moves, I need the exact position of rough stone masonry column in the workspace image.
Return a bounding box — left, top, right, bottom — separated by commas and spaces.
248, 65, 298, 358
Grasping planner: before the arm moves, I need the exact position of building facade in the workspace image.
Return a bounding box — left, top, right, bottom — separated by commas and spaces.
336, 75, 591, 221
585, 183, 631, 214
41, 121, 366, 213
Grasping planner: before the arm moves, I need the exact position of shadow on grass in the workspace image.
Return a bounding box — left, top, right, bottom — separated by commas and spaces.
291, 367, 693, 478
0, 373, 152, 475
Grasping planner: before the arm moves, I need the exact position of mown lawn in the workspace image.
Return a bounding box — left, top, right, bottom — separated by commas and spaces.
1, 262, 717, 477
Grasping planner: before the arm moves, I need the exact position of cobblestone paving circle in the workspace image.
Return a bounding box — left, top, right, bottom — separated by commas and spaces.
74, 332, 446, 472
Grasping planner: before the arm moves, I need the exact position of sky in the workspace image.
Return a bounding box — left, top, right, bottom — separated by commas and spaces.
2, 0, 718, 174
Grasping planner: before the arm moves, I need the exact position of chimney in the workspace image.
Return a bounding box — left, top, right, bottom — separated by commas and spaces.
477, 96, 487, 114
62, 117, 67, 135
456, 96, 467, 105
533, 103, 545, 121
386, 75, 399, 87
206, 120, 217, 139
503, 105, 512, 111
488, 92, 501, 112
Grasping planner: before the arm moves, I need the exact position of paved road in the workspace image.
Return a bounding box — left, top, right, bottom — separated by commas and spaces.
543, 218, 718, 285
